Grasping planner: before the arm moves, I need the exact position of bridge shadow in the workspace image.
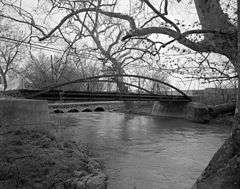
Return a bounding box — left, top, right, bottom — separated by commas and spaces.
53, 109, 64, 113
94, 107, 105, 112
68, 109, 79, 113
82, 108, 93, 112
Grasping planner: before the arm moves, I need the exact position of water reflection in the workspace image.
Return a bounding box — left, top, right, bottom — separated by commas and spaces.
51, 112, 230, 189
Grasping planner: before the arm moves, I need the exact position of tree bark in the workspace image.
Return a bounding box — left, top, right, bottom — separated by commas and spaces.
0, 67, 7, 92
193, 0, 237, 59
235, 0, 240, 124
191, 2, 240, 188
194, 0, 235, 33
2, 74, 7, 92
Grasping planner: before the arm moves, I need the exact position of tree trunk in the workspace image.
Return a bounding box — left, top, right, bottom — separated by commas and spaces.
191, 2, 240, 188
112, 66, 133, 109
116, 77, 128, 93
194, 0, 234, 33
2, 74, 7, 92
235, 0, 240, 124
112, 65, 128, 93
0, 68, 7, 92
193, 0, 237, 59
191, 75, 240, 189
235, 76, 240, 124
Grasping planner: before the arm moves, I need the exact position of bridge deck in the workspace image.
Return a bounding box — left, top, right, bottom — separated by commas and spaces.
3, 89, 191, 102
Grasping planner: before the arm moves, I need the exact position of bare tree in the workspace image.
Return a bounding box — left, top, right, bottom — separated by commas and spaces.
22, 52, 104, 91
0, 0, 163, 92
0, 19, 25, 91
2, 1, 240, 187
48, 0, 161, 93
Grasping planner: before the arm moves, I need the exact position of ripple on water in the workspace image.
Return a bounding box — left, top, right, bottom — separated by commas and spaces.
51, 112, 230, 189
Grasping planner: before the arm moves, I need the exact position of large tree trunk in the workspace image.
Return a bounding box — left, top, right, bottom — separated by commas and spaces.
116, 77, 128, 93
2, 74, 7, 92
192, 74, 240, 189
0, 68, 7, 92
194, 0, 235, 33
193, 0, 237, 59
112, 64, 128, 93
112, 65, 133, 109
192, 0, 240, 189
235, 0, 240, 123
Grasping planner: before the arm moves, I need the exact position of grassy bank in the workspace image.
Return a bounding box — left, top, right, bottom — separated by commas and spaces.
0, 124, 107, 189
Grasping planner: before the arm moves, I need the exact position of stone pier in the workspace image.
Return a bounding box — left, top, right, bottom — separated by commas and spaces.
152, 101, 210, 123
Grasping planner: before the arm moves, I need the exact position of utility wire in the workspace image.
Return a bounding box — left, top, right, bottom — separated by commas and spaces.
0, 36, 99, 60
0, 36, 199, 57
0, 36, 63, 53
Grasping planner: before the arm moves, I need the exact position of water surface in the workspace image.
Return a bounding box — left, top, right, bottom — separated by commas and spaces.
51, 112, 230, 189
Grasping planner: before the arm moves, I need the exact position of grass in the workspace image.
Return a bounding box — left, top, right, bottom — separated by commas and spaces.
0, 124, 105, 189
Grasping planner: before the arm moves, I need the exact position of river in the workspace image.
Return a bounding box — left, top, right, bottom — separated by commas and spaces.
51, 112, 231, 189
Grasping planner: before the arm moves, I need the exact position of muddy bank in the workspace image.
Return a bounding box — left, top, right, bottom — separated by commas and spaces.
0, 125, 107, 189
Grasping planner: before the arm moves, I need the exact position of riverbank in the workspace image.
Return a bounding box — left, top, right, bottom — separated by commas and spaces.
209, 114, 235, 127
0, 124, 107, 189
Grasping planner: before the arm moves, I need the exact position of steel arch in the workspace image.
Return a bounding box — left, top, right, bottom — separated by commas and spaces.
28, 74, 191, 100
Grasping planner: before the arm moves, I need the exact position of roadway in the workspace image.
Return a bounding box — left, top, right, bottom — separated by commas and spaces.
3, 89, 192, 102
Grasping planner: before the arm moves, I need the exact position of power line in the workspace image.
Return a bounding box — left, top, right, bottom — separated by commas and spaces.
0, 35, 199, 59
0, 36, 64, 53
0, 36, 100, 61
0, 36, 99, 58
